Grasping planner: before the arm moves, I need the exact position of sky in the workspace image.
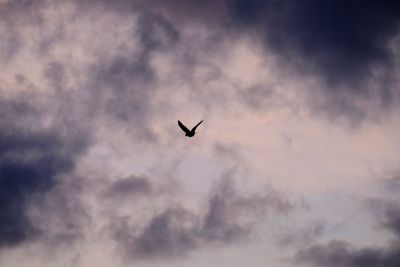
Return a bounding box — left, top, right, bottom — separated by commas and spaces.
0, 1, 400, 267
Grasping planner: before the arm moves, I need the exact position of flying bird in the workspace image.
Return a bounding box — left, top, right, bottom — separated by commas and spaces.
178, 120, 203, 137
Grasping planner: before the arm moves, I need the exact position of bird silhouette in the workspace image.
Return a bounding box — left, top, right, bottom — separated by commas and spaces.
178, 120, 203, 137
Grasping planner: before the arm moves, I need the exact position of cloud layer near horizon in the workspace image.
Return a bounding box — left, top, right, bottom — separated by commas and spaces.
295, 176, 400, 267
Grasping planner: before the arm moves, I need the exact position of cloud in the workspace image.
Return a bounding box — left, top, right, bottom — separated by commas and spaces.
1, 1, 399, 266
145, 0, 227, 26
1, 0, 179, 141
233, 0, 400, 124
201, 177, 291, 242
145, 0, 400, 87
4, 0, 399, 128
29, 174, 91, 251
228, 1, 400, 85
295, 239, 400, 267
137, 0, 400, 123
112, 207, 198, 260
0, 0, 48, 60
0, 1, 184, 252
111, 177, 292, 260
103, 175, 152, 199
383, 172, 400, 194
16, 0, 394, 127
294, 177, 400, 267
278, 221, 326, 247
0, 99, 89, 249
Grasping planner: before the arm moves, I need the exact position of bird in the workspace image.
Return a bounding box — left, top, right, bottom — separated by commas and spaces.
178, 120, 203, 137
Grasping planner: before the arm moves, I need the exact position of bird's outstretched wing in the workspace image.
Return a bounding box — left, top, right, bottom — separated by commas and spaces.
178, 120, 191, 134
191, 120, 203, 132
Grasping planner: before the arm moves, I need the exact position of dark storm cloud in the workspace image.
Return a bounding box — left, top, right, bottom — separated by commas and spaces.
4, 0, 398, 126
0, 99, 89, 249
228, 0, 400, 87
139, 0, 400, 123
144, 0, 400, 87
227, 0, 400, 124
111, 177, 292, 260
